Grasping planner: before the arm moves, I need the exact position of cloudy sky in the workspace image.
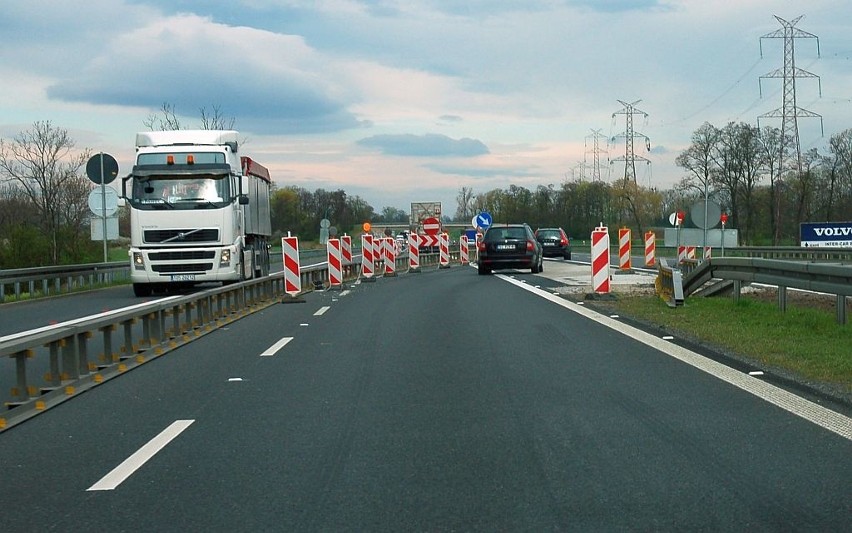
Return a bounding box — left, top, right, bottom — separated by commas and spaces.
1, 0, 850, 215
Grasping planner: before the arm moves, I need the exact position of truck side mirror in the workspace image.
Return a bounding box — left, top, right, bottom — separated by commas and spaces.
239, 195, 249, 205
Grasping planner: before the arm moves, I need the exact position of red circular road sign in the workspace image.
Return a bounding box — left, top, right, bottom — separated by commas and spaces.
422, 217, 441, 235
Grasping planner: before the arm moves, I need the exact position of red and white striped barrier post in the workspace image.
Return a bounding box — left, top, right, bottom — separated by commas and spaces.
383, 237, 396, 276
678, 245, 697, 263
618, 227, 632, 271
591, 225, 610, 294
459, 235, 469, 265
439, 232, 450, 268
408, 233, 421, 273
341, 235, 352, 266
703, 246, 712, 260
361, 234, 375, 282
327, 238, 343, 289
373, 235, 382, 272
281, 234, 304, 302
644, 231, 655, 267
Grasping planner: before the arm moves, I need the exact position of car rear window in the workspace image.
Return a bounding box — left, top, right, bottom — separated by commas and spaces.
537, 229, 560, 238
485, 227, 527, 241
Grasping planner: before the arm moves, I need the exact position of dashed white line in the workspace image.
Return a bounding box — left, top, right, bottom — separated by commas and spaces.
87, 419, 194, 491
261, 337, 294, 357
314, 306, 331, 316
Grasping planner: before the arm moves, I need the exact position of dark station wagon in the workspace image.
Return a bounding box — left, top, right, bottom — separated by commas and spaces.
477, 223, 543, 275
535, 227, 572, 260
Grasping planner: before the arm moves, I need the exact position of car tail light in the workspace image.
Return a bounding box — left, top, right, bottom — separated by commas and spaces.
526, 240, 535, 251
561, 236, 569, 246
477, 241, 486, 252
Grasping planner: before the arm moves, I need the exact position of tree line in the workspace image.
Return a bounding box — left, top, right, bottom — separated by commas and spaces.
2, 119, 850, 269
455, 122, 852, 244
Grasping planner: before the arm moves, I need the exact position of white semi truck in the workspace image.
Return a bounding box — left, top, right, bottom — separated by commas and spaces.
122, 130, 272, 297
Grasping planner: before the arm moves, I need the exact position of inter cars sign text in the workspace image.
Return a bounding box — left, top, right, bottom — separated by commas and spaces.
800, 221, 852, 247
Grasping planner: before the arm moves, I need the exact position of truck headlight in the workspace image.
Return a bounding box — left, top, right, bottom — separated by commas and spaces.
133, 252, 145, 270
220, 249, 231, 266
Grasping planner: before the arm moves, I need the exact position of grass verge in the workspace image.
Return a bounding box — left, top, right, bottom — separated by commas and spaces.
607, 294, 852, 395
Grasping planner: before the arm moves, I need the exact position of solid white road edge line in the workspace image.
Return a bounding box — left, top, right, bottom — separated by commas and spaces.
499, 274, 852, 442
87, 419, 195, 491
260, 337, 294, 357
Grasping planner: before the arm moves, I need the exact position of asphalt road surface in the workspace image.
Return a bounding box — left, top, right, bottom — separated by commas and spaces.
1, 264, 850, 531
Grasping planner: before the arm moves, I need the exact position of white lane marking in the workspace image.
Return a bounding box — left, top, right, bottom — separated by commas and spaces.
228, 377, 244, 382
314, 306, 331, 316
300, 323, 309, 327
261, 337, 294, 357
499, 275, 852, 441
750, 371, 765, 376
0, 295, 183, 343
662, 336, 675, 340
87, 419, 194, 491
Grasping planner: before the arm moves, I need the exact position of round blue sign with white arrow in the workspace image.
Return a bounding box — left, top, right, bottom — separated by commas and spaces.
475, 212, 492, 230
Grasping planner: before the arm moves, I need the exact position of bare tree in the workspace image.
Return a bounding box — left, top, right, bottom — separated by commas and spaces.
144, 102, 237, 132
0, 121, 91, 263
455, 186, 475, 221
200, 104, 236, 130
823, 129, 852, 220
675, 122, 720, 197
143, 102, 183, 131
757, 126, 783, 243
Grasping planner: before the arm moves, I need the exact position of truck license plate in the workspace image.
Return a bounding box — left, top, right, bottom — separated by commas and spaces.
170, 274, 196, 281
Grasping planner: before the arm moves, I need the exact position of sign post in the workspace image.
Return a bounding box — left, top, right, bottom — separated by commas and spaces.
720, 212, 728, 257
85, 153, 119, 263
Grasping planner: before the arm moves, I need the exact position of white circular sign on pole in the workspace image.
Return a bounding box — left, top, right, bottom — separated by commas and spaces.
88, 188, 119, 217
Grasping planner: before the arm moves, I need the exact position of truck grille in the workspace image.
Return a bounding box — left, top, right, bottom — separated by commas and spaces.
144, 229, 219, 243
152, 263, 214, 274
149, 251, 216, 261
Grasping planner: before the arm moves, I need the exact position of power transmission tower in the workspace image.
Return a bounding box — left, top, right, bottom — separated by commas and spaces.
584, 129, 608, 181
611, 99, 651, 184
757, 15, 823, 175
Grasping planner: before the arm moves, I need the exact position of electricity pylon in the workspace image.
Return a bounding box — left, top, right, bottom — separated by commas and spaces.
757, 15, 823, 175
584, 129, 608, 181
611, 99, 651, 184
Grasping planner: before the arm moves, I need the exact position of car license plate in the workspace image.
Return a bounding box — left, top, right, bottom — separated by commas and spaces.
170, 274, 196, 281
496, 244, 515, 250
543, 242, 555, 246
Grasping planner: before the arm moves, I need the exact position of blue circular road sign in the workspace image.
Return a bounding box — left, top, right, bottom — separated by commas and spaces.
475, 212, 493, 230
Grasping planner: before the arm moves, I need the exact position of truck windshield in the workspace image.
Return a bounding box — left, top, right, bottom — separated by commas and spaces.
130, 176, 231, 210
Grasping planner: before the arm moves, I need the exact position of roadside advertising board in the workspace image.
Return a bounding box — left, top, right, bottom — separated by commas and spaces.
800, 221, 852, 247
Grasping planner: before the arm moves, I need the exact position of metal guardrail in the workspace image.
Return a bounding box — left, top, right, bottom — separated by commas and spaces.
0, 252, 452, 432
0, 249, 335, 303
655, 259, 684, 308
0, 262, 131, 302
722, 246, 852, 263
681, 257, 852, 325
